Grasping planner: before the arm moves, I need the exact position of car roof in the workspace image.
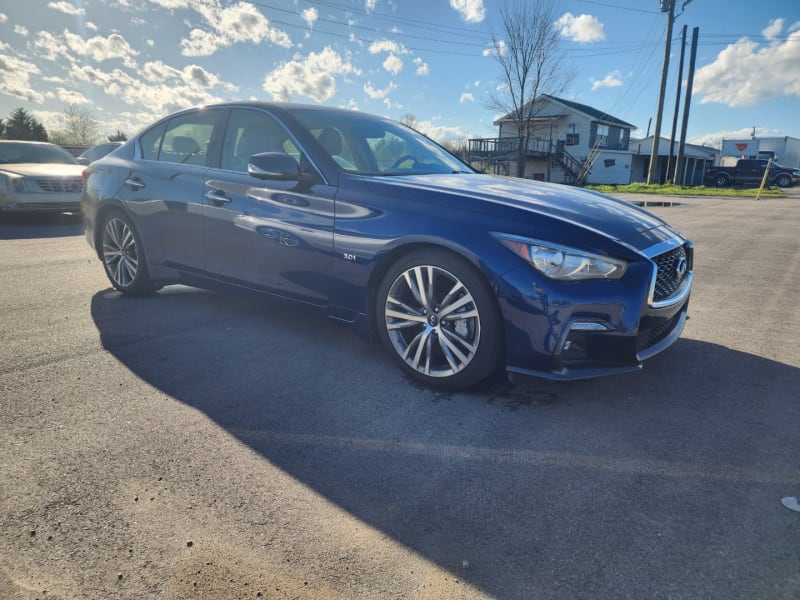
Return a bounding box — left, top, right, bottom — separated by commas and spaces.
165, 101, 389, 121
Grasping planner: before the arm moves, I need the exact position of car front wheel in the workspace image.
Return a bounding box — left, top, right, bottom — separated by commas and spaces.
377, 249, 502, 389
100, 210, 155, 295
775, 174, 791, 187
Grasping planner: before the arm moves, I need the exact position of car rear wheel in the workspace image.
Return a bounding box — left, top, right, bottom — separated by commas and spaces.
100, 210, 155, 295
714, 173, 729, 187
377, 249, 502, 389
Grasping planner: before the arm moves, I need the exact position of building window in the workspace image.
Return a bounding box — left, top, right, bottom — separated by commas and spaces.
595, 124, 609, 148
566, 133, 579, 146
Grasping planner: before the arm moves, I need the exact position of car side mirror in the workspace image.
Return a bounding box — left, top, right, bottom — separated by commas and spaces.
247, 152, 301, 181
77, 157, 90, 165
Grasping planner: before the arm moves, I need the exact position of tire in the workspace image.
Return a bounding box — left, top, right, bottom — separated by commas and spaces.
714, 173, 729, 187
377, 249, 503, 389
775, 174, 791, 188
100, 209, 156, 295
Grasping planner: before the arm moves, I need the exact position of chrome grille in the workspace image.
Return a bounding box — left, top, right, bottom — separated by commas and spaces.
35, 178, 83, 193
653, 245, 689, 302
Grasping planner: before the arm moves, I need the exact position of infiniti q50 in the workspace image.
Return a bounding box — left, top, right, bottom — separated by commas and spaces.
82, 102, 693, 389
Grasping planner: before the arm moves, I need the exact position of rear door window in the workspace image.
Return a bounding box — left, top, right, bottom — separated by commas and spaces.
139, 110, 223, 166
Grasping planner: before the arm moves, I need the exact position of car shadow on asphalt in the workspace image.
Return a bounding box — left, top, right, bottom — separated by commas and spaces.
89, 287, 800, 598
0, 212, 83, 239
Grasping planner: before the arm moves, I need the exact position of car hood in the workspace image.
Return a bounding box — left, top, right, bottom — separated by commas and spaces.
0, 163, 85, 177
364, 173, 671, 244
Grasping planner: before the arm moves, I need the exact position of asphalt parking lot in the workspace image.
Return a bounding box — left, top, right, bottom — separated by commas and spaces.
1, 193, 799, 599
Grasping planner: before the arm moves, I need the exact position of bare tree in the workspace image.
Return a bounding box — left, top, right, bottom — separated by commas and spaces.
400, 113, 419, 131
51, 104, 100, 146
486, 1, 570, 177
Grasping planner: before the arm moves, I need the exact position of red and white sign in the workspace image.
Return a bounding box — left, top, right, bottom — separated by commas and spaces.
722, 139, 757, 157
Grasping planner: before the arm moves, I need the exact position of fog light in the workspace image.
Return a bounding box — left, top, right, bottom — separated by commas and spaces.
570, 321, 611, 331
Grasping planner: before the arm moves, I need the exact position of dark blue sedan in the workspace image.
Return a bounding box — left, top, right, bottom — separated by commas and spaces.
82, 102, 693, 389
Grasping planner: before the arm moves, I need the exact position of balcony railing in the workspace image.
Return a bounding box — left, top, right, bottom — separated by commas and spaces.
468, 137, 556, 157
467, 137, 589, 184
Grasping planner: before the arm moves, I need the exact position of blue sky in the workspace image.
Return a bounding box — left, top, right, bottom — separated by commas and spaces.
1, 0, 798, 148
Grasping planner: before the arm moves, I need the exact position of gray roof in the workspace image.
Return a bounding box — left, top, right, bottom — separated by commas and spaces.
496, 95, 635, 130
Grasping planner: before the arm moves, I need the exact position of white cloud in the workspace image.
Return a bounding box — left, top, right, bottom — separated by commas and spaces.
364, 81, 397, 100
57, 87, 89, 104
412, 119, 466, 143
47, 1, 86, 16
483, 40, 507, 57
140, 60, 237, 93
34, 31, 72, 62
15, 25, 29, 36
86, 22, 98, 31
0, 52, 44, 103
68, 62, 232, 125
63, 31, 140, 68
694, 27, 800, 107
302, 7, 318, 28
176, 1, 292, 56
591, 70, 623, 90
366, 39, 408, 77
460, 92, 474, 103
368, 39, 408, 55
556, 13, 606, 43
142, 60, 182, 82
413, 57, 429, 76
762, 18, 784, 40
263, 47, 361, 102
146, 0, 190, 9
687, 127, 779, 148
450, 0, 485, 23
0, 14, 7, 24
365, 0, 377, 10
382, 54, 403, 74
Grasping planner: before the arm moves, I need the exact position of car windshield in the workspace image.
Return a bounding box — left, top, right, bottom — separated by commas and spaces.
0, 142, 79, 165
288, 109, 473, 176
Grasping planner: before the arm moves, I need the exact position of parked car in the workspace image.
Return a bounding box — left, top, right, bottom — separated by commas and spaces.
82, 102, 693, 389
77, 141, 124, 165
0, 140, 85, 213
704, 158, 800, 187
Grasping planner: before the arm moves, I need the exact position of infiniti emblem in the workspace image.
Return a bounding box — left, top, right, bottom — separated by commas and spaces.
675, 255, 688, 279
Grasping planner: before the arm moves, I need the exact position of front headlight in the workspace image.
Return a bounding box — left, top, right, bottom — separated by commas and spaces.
0, 173, 27, 192
493, 233, 627, 280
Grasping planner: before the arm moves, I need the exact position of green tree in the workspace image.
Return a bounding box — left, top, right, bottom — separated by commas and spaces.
0, 118, 5, 139
108, 130, 128, 142
4, 107, 49, 141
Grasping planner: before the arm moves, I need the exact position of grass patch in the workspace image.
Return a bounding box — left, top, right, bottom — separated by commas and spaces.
584, 183, 785, 197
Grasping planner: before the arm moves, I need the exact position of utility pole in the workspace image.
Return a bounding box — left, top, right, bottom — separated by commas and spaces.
666, 24, 687, 182
674, 27, 699, 186
646, 0, 675, 184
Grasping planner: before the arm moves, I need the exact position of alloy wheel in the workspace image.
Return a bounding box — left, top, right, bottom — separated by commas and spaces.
384, 265, 481, 378
102, 217, 139, 288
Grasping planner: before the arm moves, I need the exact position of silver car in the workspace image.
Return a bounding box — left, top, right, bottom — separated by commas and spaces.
0, 141, 85, 213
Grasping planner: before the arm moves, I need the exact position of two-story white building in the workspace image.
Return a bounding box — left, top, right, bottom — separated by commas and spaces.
468, 95, 636, 185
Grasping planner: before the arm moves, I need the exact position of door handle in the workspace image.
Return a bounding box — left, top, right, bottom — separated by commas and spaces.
205, 190, 232, 206
124, 177, 145, 191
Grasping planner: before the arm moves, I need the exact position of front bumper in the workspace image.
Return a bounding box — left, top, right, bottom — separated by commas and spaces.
499, 239, 693, 381
0, 191, 82, 212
